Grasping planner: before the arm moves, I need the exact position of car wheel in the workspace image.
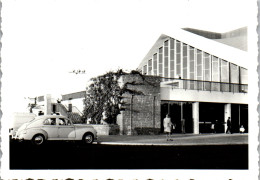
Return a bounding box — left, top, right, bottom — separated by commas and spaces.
82, 133, 94, 144
32, 134, 45, 146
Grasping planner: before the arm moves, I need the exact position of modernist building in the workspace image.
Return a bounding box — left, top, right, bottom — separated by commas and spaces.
138, 27, 248, 134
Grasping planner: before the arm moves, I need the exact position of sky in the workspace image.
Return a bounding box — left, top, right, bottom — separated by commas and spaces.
2, 0, 252, 113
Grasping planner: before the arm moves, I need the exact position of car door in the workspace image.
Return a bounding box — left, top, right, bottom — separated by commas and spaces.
57, 118, 76, 140
42, 118, 59, 139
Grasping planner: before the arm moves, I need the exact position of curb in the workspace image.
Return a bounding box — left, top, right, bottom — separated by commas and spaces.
93, 141, 248, 146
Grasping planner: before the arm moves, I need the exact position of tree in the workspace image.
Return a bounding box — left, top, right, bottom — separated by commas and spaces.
81, 69, 144, 124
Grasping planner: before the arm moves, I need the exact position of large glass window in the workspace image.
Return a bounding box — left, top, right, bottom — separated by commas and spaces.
176, 41, 181, 77
159, 47, 163, 77
170, 39, 175, 78
148, 59, 152, 75
189, 46, 195, 89
196, 49, 203, 90
153, 53, 157, 75
240, 67, 248, 84
143, 65, 147, 75
230, 63, 239, 92
183, 44, 188, 79
164, 40, 169, 79
203, 52, 211, 90
182, 44, 188, 88
220, 59, 229, 82
196, 50, 202, 80
230, 63, 239, 83
212, 56, 220, 91
220, 59, 229, 92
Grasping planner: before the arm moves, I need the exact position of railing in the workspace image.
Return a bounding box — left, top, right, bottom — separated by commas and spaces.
162, 78, 248, 93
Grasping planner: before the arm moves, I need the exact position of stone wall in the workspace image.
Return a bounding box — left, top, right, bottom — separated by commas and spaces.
117, 74, 161, 135
91, 124, 119, 135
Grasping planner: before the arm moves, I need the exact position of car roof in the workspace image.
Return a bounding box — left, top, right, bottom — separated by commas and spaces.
36, 115, 68, 119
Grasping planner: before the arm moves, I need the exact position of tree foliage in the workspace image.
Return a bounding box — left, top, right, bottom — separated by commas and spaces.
81, 69, 144, 124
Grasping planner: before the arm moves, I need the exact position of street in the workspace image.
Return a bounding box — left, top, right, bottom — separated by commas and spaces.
10, 140, 248, 169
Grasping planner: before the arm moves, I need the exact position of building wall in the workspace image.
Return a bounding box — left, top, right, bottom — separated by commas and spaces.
117, 74, 161, 135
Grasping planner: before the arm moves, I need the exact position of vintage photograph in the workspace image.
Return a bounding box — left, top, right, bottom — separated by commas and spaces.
1, 0, 258, 179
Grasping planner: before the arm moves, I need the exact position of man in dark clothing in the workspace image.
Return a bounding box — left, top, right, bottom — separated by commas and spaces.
181, 119, 185, 134
226, 117, 232, 134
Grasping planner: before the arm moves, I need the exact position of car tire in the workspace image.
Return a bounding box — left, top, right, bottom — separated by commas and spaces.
32, 134, 45, 146
82, 133, 94, 145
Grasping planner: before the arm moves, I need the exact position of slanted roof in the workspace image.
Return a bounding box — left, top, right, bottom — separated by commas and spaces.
138, 28, 248, 69
183, 27, 247, 51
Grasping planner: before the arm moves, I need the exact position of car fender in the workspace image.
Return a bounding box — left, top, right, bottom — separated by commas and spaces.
24, 128, 48, 140
74, 128, 95, 140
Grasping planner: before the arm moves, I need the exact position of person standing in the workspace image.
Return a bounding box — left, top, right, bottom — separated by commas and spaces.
181, 118, 185, 134
163, 114, 173, 141
226, 117, 232, 134
211, 120, 216, 134
239, 125, 245, 134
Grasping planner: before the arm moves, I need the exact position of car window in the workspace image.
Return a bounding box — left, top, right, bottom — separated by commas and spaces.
66, 118, 72, 125
43, 118, 56, 125
58, 118, 68, 125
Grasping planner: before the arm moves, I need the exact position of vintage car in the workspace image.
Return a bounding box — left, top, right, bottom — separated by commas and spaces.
13, 115, 97, 145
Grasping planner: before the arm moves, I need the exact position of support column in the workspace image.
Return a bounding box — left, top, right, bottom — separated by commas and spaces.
44, 94, 52, 115
224, 103, 231, 132
192, 102, 199, 134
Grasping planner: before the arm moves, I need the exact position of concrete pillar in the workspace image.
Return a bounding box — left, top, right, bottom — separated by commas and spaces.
224, 103, 231, 132
116, 113, 124, 135
44, 94, 52, 115
192, 102, 199, 134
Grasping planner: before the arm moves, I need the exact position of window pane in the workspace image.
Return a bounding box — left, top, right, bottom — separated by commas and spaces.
143, 65, 147, 75
221, 59, 229, 83
164, 41, 169, 78
212, 56, 220, 82
170, 39, 175, 78
183, 44, 188, 79
159, 47, 163, 76
189, 47, 195, 80
204, 52, 211, 81
240, 67, 248, 84
176, 41, 181, 76
230, 63, 239, 83
153, 53, 157, 75
196, 49, 202, 80
148, 59, 152, 75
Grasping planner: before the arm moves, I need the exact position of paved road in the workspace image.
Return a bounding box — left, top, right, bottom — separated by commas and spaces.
10, 138, 248, 169
96, 134, 248, 146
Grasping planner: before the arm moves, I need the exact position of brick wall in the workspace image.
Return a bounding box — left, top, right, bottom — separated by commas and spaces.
117, 74, 161, 135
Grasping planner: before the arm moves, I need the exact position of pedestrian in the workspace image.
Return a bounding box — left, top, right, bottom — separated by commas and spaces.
163, 114, 173, 141
226, 117, 232, 134
181, 118, 185, 134
211, 120, 216, 134
172, 123, 176, 133
239, 125, 245, 134
86, 118, 92, 124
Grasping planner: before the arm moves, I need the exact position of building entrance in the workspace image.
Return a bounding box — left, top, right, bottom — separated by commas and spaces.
231, 104, 248, 133
161, 101, 193, 133
199, 103, 225, 133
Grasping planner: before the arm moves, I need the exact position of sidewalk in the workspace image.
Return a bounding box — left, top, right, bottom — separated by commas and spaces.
94, 133, 248, 146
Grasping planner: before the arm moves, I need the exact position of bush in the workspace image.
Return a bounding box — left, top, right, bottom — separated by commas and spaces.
109, 124, 120, 135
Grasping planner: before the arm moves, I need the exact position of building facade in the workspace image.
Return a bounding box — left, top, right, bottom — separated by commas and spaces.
138, 28, 248, 134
